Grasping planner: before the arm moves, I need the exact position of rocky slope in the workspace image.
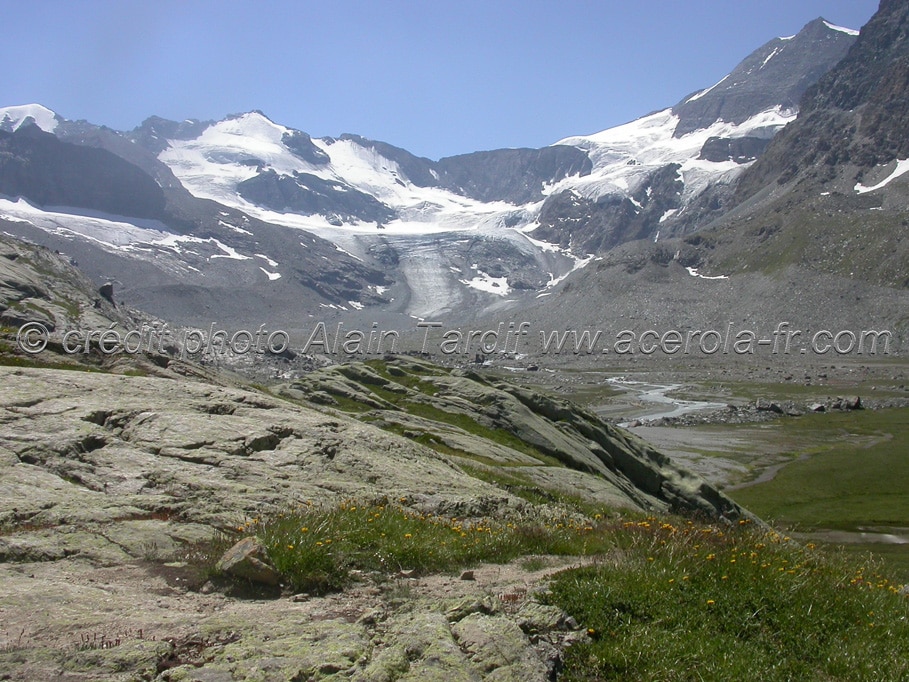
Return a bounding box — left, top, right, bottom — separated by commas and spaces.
0, 357, 747, 681
0, 230, 155, 354
0, 232, 755, 679
665, 0, 909, 291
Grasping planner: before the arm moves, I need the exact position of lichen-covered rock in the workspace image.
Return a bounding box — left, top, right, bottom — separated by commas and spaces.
371, 611, 475, 682
293, 356, 753, 522
215, 537, 281, 586
443, 596, 498, 623
513, 601, 571, 635
451, 612, 547, 679
0, 366, 520, 543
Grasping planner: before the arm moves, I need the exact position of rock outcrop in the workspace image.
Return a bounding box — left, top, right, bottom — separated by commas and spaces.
0, 366, 522, 537
0, 356, 740, 681
287, 356, 750, 521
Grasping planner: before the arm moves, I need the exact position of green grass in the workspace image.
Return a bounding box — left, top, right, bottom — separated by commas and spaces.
411, 404, 564, 465
222, 500, 614, 594
544, 518, 909, 681
362, 359, 443, 396
210, 504, 909, 679
730, 408, 909, 579
316, 391, 375, 413
456, 462, 569, 506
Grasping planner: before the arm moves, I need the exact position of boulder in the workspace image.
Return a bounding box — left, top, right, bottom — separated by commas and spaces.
98, 281, 115, 305
215, 536, 281, 586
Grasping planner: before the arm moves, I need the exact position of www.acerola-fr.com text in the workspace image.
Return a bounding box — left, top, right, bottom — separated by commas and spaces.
536, 323, 892, 356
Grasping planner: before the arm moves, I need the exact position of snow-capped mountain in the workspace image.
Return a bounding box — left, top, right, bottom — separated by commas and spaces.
533, 17, 858, 253
153, 111, 528, 233
0, 17, 860, 327
113, 19, 855, 245
127, 17, 856, 261
0, 103, 62, 133
524, 2, 909, 350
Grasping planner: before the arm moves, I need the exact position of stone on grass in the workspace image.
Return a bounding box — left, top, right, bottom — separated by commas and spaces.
216, 537, 281, 586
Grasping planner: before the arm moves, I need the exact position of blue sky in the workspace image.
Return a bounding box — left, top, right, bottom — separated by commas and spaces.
1, 0, 879, 160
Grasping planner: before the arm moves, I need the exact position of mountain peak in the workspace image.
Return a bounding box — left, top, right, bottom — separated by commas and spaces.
735, 0, 909, 196
671, 16, 858, 137
820, 19, 860, 37
0, 104, 61, 134
790, 17, 860, 39
225, 109, 277, 125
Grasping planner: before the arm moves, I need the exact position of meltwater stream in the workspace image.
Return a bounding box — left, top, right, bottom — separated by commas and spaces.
606, 378, 727, 427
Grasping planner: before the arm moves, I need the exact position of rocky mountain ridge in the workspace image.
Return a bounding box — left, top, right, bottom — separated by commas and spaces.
672, 18, 858, 136
650, 0, 909, 295
736, 0, 909, 198
517, 1, 909, 351
539, 17, 858, 254
0, 16, 861, 327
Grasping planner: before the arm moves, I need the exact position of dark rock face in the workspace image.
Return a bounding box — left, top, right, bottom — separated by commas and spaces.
736, 1, 909, 199
282, 130, 331, 165
458, 235, 549, 290
534, 191, 642, 253
294, 260, 389, 302
672, 17, 857, 137
698, 136, 772, 163
534, 163, 683, 253
803, 0, 909, 115
435, 146, 592, 204
0, 125, 167, 220
237, 169, 395, 224
98, 282, 115, 306
0, 136, 393, 324
130, 115, 214, 155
